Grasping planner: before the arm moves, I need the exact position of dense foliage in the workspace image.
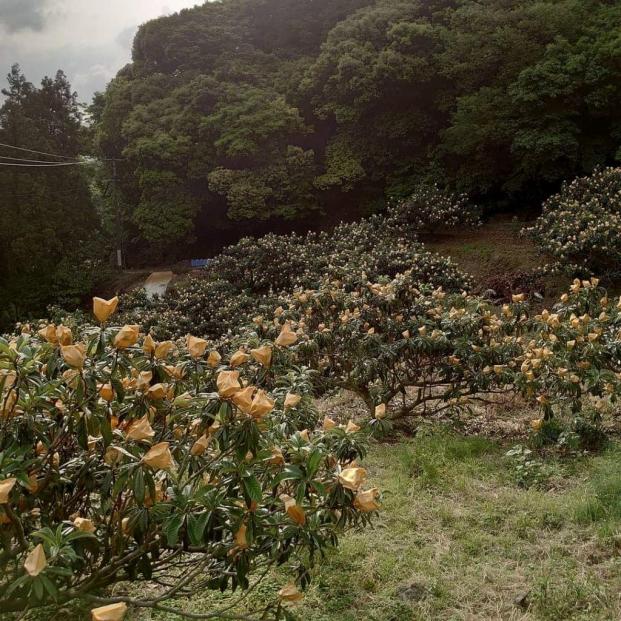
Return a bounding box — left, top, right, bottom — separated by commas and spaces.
115, 186, 475, 339
95, 190, 621, 436
525, 167, 621, 276
266, 277, 621, 434
95, 0, 621, 249
0, 299, 372, 619
5, 262, 621, 618
0, 66, 102, 325
86, 190, 621, 434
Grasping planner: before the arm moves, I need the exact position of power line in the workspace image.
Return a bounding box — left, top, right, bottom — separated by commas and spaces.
0, 154, 82, 164
0, 142, 124, 163
0, 144, 126, 269
0, 141, 79, 161
0, 161, 92, 167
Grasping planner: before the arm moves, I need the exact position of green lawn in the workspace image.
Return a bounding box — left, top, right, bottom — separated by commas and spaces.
120, 430, 621, 621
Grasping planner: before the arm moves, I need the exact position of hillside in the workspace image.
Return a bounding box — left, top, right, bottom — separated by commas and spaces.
94, 0, 621, 259
3, 2, 621, 620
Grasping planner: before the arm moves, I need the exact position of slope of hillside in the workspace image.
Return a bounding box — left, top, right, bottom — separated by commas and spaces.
424, 216, 568, 304
94, 0, 621, 261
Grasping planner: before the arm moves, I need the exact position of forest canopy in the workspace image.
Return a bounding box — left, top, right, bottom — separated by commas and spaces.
94, 0, 621, 249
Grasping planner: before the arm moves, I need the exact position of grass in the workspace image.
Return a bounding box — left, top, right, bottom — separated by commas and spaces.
571, 452, 621, 530
425, 216, 542, 278
21, 429, 621, 620
424, 216, 573, 307
114, 431, 621, 621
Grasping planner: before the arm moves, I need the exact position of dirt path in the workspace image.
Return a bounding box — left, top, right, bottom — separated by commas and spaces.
144, 271, 174, 300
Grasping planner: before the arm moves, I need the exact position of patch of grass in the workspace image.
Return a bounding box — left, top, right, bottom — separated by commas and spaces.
426, 216, 540, 264
26, 431, 621, 621
454, 241, 496, 261
404, 437, 499, 495
570, 446, 621, 526
530, 569, 614, 620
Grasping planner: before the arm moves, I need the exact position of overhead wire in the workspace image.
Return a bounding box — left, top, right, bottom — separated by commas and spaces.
0, 142, 123, 163
0, 154, 82, 164
0, 141, 80, 160
0, 160, 92, 167
0, 141, 125, 265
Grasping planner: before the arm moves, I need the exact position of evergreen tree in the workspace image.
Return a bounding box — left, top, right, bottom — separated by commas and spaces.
0, 65, 101, 326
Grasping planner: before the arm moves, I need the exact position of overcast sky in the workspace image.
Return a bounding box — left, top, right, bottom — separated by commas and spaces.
0, 0, 201, 103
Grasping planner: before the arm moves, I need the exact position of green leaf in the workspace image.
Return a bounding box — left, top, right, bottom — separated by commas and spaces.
163, 514, 184, 547
40, 574, 59, 600
77, 415, 88, 451
4, 575, 29, 598
100, 414, 113, 446
187, 512, 209, 546
274, 465, 304, 486
243, 476, 262, 503
46, 566, 73, 578
47, 356, 58, 377
111, 377, 125, 403
307, 450, 322, 477
32, 577, 44, 600
32, 529, 57, 547
66, 530, 97, 542
111, 470, 129, 499
310, 480, 326, 495
0, 340, 13, 357
133, 468, 145, 504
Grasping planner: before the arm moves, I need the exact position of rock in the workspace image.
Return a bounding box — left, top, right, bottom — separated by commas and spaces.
396, 582, 428, 602
513, 591, 530, 609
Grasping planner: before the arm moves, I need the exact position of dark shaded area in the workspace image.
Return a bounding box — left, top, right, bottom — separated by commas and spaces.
0, 65, 103, 326
92, 0, 621, 265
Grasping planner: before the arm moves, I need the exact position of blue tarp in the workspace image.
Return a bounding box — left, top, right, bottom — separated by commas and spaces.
191, 259, 212, 268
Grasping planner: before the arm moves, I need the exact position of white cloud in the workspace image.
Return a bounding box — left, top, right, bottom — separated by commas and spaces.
0, 0, 201, 101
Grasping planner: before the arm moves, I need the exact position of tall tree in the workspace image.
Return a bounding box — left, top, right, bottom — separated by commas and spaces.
96, 0, 621, 253
0, 65, 101, 325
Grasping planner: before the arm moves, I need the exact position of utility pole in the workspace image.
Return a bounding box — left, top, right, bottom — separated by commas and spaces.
112, 159, 124, 269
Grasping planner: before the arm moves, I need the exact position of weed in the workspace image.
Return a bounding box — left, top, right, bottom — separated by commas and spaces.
506, 444, 550, 489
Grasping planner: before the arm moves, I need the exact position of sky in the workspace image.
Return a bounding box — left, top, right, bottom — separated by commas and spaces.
0, 0, 202, 103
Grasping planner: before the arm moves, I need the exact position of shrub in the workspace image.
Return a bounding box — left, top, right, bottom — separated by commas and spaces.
109, 186, 476, 341
524, 167, 621, 275
245, 277, 621, 434
207, 184, 477, 295
111, 265, 621, 435
264, 277, 517, 422
521, 279, 621, 418
118, 279, 275, 341
0, 299, 375, 619
480, 270, 544, 302
385, 184, 479, 236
